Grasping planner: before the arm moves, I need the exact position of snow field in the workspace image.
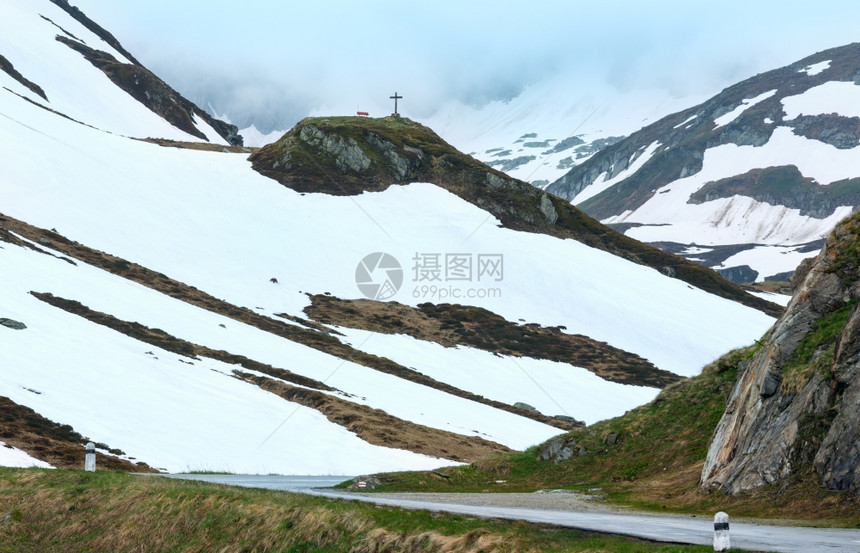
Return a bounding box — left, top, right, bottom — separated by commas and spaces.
782, 80, 860, 120
0, 242, 467, 474
608, 127, 859, 246
1, 85, 774, 384
335, 327, 660, 425
1, 233, 561, 451
0, 14, 779, 473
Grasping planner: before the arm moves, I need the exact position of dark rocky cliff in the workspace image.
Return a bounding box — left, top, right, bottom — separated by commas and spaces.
701, 209, 860, 495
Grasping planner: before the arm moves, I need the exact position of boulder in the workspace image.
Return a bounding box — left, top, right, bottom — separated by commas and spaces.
0, 318, 26, 330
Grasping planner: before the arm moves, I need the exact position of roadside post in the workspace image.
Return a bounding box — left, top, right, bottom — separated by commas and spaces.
714, 511, 730, 551
85, 442, 96, 472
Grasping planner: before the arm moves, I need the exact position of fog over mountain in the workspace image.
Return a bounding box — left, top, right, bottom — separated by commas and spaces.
72, 0, 860, 133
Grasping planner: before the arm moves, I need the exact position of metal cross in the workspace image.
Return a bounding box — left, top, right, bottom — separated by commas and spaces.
390, 92, 402, 115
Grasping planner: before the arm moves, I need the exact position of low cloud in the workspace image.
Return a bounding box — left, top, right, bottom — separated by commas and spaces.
75, 0, 860, 133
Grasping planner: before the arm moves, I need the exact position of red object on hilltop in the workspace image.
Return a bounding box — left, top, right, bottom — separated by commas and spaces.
357, 111, 369, 116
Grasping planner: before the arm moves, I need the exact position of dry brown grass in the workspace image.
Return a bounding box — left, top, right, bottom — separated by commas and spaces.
306, 295, 680, 388
237, 372, 511, 463
0, 396, 155, 472
136, 137, 256, 153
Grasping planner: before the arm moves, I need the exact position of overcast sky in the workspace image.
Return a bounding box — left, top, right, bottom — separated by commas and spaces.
72, 0, 860, 132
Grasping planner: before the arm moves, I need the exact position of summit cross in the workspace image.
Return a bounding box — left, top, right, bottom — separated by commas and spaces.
390, 92, 402, 115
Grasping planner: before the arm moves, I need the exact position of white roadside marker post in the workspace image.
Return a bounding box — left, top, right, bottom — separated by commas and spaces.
85, 442, 96, 472
714, 511, 730, 551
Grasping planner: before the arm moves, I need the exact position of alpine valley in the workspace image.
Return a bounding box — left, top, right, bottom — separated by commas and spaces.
4, 0, 860, 500
0, 0, 781, 476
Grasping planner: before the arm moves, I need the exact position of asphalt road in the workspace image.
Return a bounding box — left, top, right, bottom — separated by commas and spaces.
160, 474, 860, 552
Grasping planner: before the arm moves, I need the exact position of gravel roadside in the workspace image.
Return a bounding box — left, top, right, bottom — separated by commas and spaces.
369, 489, 629, 513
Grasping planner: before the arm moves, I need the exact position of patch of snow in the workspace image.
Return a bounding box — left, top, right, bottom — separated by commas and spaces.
799, 60, 831, 77
748, 291, 793, 307
240, 124, 285, 147
0, 441, 54, 469
191, 113, 229, 146
764, 117, 774, 124
674, 114, 698, 129
573, 141, 661, 204
715, 244, 818, 282
783, 80, 860, 120
713, 90, 778, 128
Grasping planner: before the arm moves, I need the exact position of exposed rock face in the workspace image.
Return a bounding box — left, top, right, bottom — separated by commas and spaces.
688, 166, 860, 219
54, 37, 241, 146
701, 210, 860, 495
716, 265, 759, 284
0, 318, 27, 330
0, 54, 47, 100
536, 436, 579, 463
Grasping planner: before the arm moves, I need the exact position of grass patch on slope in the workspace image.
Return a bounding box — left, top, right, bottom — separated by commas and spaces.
369, 346, 860, 524
782, 298, 859, 392
367, 348, 748, 493
0, 468, 725, 553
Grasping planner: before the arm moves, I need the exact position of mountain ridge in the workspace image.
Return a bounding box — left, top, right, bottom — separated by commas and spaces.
251, 115, 781, 317
547, 42, 860, 282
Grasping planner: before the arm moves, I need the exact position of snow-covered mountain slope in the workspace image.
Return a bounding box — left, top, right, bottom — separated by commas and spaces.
239, 123, 284, 148
0, 0, 239, 144
424, 76, 707, 188
0, 1, 775, 475
547, 43, 860, 283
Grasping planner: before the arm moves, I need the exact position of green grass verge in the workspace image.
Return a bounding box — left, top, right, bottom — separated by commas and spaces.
365, 346, 860, 525
0, 468, 733, 552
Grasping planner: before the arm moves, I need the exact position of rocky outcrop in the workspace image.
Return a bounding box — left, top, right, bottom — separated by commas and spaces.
716, 265, 759, 284
0, 54, 47, 101
249, 116, 782, 318
0, 318, 27, 330
701, 210, 860, 495
689, 166, 860, 219
536, 436, 585, 463
55, 37, 241, 146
